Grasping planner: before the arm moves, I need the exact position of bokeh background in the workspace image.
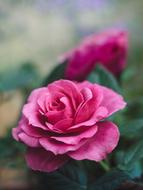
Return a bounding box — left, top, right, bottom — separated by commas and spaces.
0, 0, 143, 189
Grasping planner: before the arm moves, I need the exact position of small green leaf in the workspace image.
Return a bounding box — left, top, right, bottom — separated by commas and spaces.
87, 65, 120, 92
122, 139, 143, 169
89, 169, 130, 190
42, 161, 87, 190
129, 162, 142, 178
43, 61, 67, 86
0, 62, 39, 91
119, 119, 143, 138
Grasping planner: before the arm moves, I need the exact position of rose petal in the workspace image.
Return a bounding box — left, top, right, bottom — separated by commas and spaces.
20, 119, 45, 138
60, 96, 74, 117
46, 110, 66, 124
53, 118, 73, 132
37, 93, 50, 113
48, 80, 83, 110
28, 87, 47, 102
39, 136, 86, 155
74, 87, 93, 123
12, 127, 22, 141
18, 133, 40, 147
74, 85, 103, 123
51, 125, 97, 145
68, 106, 108, 131
65, 48, 96, 81
23, 103, 53, 131
26, 147, 69, 172
68, 121, 119, 161
100, 85, 126, 116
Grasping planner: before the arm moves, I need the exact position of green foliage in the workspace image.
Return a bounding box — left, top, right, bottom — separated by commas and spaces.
39, 163, 130, 190
124, 99, 143, 119
43, 61, 67, 86
0, 129, 26, 168
0, 62, 40, 91
122, 139, 143, 170
119, 119, 143, 139
41, 161, 87, 190
89, 169, 130, 190
87, 64, 120, 92
128, 162, 142, 179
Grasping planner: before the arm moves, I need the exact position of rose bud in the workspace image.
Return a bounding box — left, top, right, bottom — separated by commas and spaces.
63, 30, 128, 81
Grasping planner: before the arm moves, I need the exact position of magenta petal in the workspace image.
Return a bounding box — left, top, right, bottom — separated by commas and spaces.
26, 147, 69, 172
100, 85, 126, 116
23, 103, 51, 130
18, 133, 40, 147
37, 93, 49, 113
60, 96, 74, 117
28, 87, 48, 102
74, 88, 93, 123
48, 80, 83, 110
12, 127, 22, 141
19, 116, 45, 138
51, 125, 97, 145
21, 122, 44, 138
53, 118, 73, 132
39, 137, 85, 155
75, 85, 103, 124
46, 110, 66, 124
68, 121, 119, 161
68, 106, 108, 131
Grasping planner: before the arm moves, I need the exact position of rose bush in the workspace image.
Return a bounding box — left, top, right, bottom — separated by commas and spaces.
63, 30, 128, 81
12, 80, 126, 172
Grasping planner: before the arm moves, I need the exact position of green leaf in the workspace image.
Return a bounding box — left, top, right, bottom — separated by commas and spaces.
122, 139, 143, 169
129, 162, 142, 178
0, 129, 26, 168
89, 169, 130, 190
124, 99, 143, 119
119, 119, 143, 138
0, 62, 39, 91
42, 161, 87, 190
87, 65, 120, 92
43, 61, 67, 86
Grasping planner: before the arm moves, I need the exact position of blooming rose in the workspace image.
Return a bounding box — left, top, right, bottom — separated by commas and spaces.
63, 30, 128, 81
12, 80, 126, 172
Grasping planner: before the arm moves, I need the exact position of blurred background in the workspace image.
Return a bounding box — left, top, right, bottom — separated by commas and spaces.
0, 0, 143, 189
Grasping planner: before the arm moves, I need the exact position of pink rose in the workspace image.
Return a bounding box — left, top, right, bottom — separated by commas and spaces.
64, 30, 128, 81
12, 80, 126, 172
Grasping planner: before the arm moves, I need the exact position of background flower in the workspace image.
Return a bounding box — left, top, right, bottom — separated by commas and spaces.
64, 30, 128, 81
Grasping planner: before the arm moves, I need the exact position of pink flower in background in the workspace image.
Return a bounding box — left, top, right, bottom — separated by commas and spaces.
64, 30, 128, 81
12, 80, 126, 172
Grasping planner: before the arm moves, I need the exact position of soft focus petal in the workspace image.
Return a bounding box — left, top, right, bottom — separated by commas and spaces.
64, 30, 128, 80
26, 147, 69, 172
68, 121, 119, 161
65, 48, 96, 81
12, 127, 22, 141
